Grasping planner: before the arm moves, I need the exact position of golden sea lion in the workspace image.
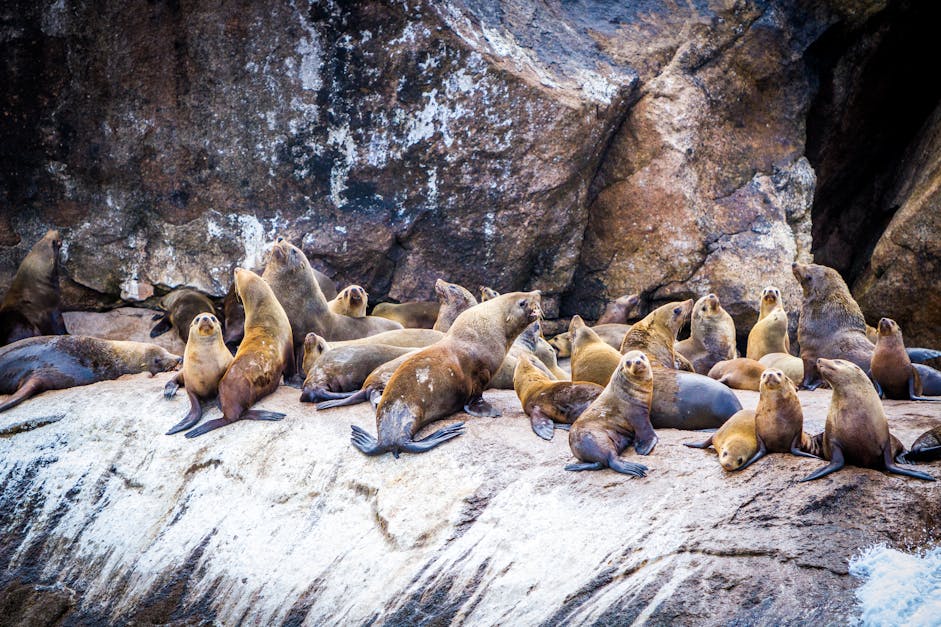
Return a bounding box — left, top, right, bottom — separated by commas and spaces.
708, 358, 766, 391
758, 352, 804, 383
479, 286, 500, 302
569, 315, 621, 386
328, 285, 368, 318
548, 323, 631, 359
748, 368, 818, 463
150, 288, 216, 344
746, 286, 791, 360
513, 354, 602, 440
620, 299, 694, 370
675, 293, 737, 375
372, 301, 440, 329
0, 230, 66, 346
685, 409, 759, 471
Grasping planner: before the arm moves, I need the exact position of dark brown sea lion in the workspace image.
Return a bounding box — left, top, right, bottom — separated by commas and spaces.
565, 350, 656, 475
372, 301, 440, 329
0, 230, 66, 346
163, 313, 233, 435
708, 358, 766, 391
299, 337, 415, 404
183, 268, 294, 438
433, 279, 477, 332
596, 294, 640, 325
350, 291, 542, 457
685, 410, 759, 471
0, 335, 180, 413
675, 293, 737, 375
314, 351, 409, 410
620, 299, 694, 370
798, 358, 934, 481
870, 318, 939, 401
150, 288, 216, 344
328, 285, 368, 318
903, 425, 941, 462
513, 354, 602, 440
746, 286, 790, 360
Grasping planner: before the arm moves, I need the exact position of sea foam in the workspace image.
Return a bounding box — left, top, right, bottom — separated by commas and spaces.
850, 544, 941, 627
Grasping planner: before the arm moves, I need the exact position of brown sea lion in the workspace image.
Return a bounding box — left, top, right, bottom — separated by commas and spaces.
569, 315, 621, 386
163, 313, 234, 435
479, 286, 500, 302
708, 358, 766, 391
620, 299, 694, 370
301, 332, 328, 377
758, 352, 804, 383
513, 354, 602, 440
871, 318, 939, 401
533, 331, 568, 380
749, 368, 818, 463
300, 340, 416, 404
150, 288, 216, 344
903, 425, 941, 462
433, 279, 477, 332
565, 350, 656, 475
0, 230, 66, 346
596, 294, 640, 325
327, 285, 368, 318
183, 268, 294, 438
350, 291, 542, 457
746, 286, 791, 360
0, 335, 180, 413
548, 323, 631, 359
372, 301, 440, 329
675, 294, 737, 375
685, 409, 759, 471
798, 358, 934, 481
315, 351, 410, 410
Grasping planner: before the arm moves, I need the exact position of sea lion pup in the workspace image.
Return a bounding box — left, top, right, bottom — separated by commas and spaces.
792, 262, 874, 390
565, 351, 656, 476
433, 279, 477, 332
372, 301, 440, 329
758, 352, 804, 383
685, 410, 759, 471
596, 294, 640, 325
746, 286, 791, 360
903, 425, 941, 462
708, 358, 766, 391
350, 291, 542, 458
798, 358, 935, 482
871, 318, 940, 401
163, 313, 233, 435
620, 299, 694, 370
150, 288, 216, 343
479, 286, 500, 302
488, 321, 556, 389
513, 355, 602, 440
327, 285, 368, 318
0, 229, 66, 346
183, 268, 293, 439
0, 336, 180, 413
548, 323, 631, 358
675, 294, 737, 375
569, 315, 622, 386
300, 338, 416, 403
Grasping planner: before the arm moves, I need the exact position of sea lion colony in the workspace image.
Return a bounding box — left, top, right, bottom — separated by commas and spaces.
0, 232, 939, 481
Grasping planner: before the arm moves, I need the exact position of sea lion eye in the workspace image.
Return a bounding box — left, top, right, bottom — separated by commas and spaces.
673, 307, 681, 315
518, 299, 526, 308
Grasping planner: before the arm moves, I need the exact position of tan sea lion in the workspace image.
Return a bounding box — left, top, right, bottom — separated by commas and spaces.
372, 301, 440, 329
488, 321, 556, 389
433, 279, 477, 332
329, 328, 444, 349
300, 339, 416, 404
0, 335, 180, 413
620, 299, 694, 370
903, 425, 941, 462
565, 350, 656, 475
798, 358, 934, 481
746, 286, 791, 360
163, 313, 233, 435
708, 358, 766, 391
870, 318, 939, 401
596, 294, 640, 325
548, 323, 631, 359
749, 368, 818, 463
479, 286, 500, 302
675, 294, 737, 375
569, 315, 621, 386
758, 352, 804, 383
685, 409, 759, 471
183, 268, 294, 438
327, 285, 368, 318
533, 331, 568, 380
513, 354, 602, 440
150, 288, 216, 343
350, 291, 542, 457
0, 230, 66, 346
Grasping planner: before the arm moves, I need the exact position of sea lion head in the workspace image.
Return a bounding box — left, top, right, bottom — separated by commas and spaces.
435, 279, 476, 306
345, 285, 366, 306
759, 368, 786, 392
791, 262, 846, 298
657, 299, 694, 336
268, 237, 311, 276
877, 317, 900, 337
304, 332, 328, 362
480, 286, 499, 302
548, 331, 571, 357
816, 358, 865, 387
498, 291, 542, 341
234, 267, 272, 312
761, 286, 782, 306
141, 345, 183, 375
24, 229, 63, 278
190, 313, 222, 340
693, 294, 722, 324
619, 350, 652, 383
719, 440, 752, 472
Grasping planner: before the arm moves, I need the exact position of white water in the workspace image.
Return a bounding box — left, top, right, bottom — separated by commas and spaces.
850, 544, 941, 627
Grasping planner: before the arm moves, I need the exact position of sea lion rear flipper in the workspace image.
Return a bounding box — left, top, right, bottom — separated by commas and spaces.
883, 445, 935, 481
0, 376, 46, 413
606, 454, 648, 477
900, 446, 941, 463
166, 390, 204, 435
907, 348, 941, 363
798, 444, 845, 482
315, 390, 365, 410
908, 367, 941, 401
684, 434, 714, 449
242, 410, 286, 421
529, 407, 555, 441
464, 396, 500, 418
184, 418, 232, 438
350, 424, 387, 456
400, 422, 466, 454
790, 433, 820, 459
150, 316, 172, 338
738, 438, 767, 470
564, 462, 604, 472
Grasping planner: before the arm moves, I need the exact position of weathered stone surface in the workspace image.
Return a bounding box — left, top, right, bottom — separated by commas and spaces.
0, 371, 938, 623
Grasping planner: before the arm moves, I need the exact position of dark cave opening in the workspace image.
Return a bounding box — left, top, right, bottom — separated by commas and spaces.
804, 0, 941, 285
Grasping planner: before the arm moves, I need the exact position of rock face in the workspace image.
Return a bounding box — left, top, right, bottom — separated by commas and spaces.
0, 375, 939, 624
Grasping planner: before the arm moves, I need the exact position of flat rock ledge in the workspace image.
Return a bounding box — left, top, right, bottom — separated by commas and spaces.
1, 376, 939, 625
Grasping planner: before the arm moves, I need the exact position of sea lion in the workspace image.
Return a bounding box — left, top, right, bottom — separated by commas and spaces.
315, 351, 409, 410
182, 268, 294, 438
708, 358, 766, 391
327, 285, 368, 318
350, 291, 542, 457
513, 354, 602, 440
372, 301, 440, 329
433, 279, 477, 332
479, 286, 500, 302
649, 367, 742, 429
596, 294, 640, 325
903, 425, 941, 462
798, 358, 934, 481
300, 339, 416, 404
163, 313, 234, 435
488, 321, 556, 389
915, 364, 941, 396
675, 294, 737, 375
746, 286, 791, 360
620, 299, 694, 370
0, 230, 66, 346
871, 318, 939, 401
565, 350, 656, 476
569, 315, 622, 386
301, 332, 328, 377
150, 288, 216, 344
792, 262, 874, 390
685, 410, 759, 471
749, 368, 819, 463
548, 323, 631, 358
329, 328, 444, 349
0, 335, 180, 413
758, 352, 804, 383
533, 329, 568, 380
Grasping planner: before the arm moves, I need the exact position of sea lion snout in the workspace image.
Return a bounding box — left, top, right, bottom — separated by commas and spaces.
878, 317, 895, 334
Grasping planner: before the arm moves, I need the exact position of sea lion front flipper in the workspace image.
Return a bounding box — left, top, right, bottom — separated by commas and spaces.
184, 418, 233, 439
789, 433, 819, 459
554, 423, 571, 431
150, 315, 172, 338
464, 396, 500, 418
241, 409, 286, 421
883, 445, 935, 481
166, 389, 204, 435
798, 444, 845, 482
164, 372, 183, 399
799, 358, 823, 391
684, 434, 715, 450
907, 348, 941, 363
564, 462, 604, 472
738, 438, 767, 470
529, 407, 556, 441
606, 454, 648, 477
0, 376, 46, 413
867, 370, 884, 398
400, 422, 466, 454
